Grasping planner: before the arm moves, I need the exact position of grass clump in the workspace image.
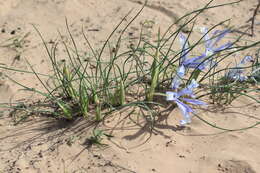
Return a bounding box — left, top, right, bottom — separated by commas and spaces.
1, 0, 260, 133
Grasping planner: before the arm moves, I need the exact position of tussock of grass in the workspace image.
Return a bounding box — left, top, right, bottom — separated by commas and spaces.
0, 0, 260, 135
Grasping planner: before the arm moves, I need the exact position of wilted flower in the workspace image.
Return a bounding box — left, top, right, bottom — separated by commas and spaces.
225, 55, 253, 81
166, 79, 206, 125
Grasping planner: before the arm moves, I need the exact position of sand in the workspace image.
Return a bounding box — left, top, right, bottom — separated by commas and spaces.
0, 0, 260, 172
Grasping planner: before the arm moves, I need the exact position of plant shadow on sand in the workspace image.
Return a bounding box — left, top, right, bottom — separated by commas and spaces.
0, 111, 140, 172
0, 99, 187, 173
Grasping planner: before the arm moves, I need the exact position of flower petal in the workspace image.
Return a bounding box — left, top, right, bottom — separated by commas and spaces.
187, 79, 199, 89
171, 65, 185, 89
200, 27, 212, 49
177, 80, 198, 98
182, 98, 207, 105
179, 33, 189, 62
182, 54, 209, 70
226, 70, 247, 81
185, 62, 207, 71
213, 42, 232, 52
183, 54, 206, 65
210, 29, 230, 48
240, 56, 253, 65
225, 56, 253, 82
175, 100, 193, 125
166, 91, 178, 101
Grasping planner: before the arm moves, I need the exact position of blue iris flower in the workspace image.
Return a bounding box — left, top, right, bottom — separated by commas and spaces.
166, 79, 206, 125
179, 28, 232, 70
201, 27, 232, 55
225, 56, 253, 81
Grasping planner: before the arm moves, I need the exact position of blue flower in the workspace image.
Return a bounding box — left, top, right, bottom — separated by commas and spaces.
225, 55, 253, 81
179, 28, 232, 71
166, 79, 206, 125
200, 27, 232, 55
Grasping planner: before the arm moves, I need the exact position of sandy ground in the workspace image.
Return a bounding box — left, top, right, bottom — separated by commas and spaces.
0, 0, 260, 172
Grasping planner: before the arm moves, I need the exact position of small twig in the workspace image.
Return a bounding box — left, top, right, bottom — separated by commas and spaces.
249, 0, 260, 36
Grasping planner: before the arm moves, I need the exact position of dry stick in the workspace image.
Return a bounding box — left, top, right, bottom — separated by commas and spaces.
249, 0, 260, 36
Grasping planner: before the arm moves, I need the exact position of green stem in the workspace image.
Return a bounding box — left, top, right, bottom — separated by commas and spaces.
119, 80, 125, 105
147, 28, 161, 101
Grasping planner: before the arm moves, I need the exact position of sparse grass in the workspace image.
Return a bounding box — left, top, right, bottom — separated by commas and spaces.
85, 129, 113, 148
0, 0, 260, 142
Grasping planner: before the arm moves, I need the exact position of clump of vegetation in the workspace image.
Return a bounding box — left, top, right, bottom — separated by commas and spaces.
1, 0, 260, 137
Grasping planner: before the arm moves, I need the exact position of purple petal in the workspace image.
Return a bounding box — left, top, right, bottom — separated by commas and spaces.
178, 88, 192, 97
175, 100, 193, 125
210, 29, 230, 48
200, 27, 212, 49
197, 64, 207, 71
213, 42, 232, 52
182, 98, 207, 105
185, 62, 207, 71
187, 79, 199, 89
177, 80, 199, 97
225, 56, 253, 81
199, 59, 217, 70
182, 54, 209, 70
240, 56, 253, 65
226, 70, 247, 81
179, 33, 189, 62
183, 54, 206, 65
171, 65, 185, 89
176, 100, 193, 116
